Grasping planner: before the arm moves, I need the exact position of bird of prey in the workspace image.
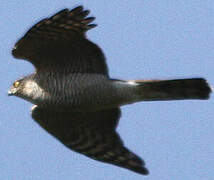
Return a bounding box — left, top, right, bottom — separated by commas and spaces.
9, 6, 211, 175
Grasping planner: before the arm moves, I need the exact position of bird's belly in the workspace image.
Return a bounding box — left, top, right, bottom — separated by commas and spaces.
46, 86, 122, 111
34, 73, 140, 111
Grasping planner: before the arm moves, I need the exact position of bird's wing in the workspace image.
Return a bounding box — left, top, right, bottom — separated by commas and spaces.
31, 106, 149, 175
12, 6, 109, 75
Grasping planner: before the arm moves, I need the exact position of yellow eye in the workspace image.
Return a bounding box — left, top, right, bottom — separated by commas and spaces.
13, 81, 20, 88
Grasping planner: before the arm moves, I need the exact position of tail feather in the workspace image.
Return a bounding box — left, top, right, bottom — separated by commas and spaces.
133, 78, 211, 101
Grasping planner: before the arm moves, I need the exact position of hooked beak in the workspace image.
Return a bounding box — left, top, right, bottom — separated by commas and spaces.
8, 89, 15, 96
12, 46, 18, 57
8, 90, 13, 96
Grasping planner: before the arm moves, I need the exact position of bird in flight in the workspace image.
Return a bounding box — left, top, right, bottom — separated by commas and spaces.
9, 6, 211, 175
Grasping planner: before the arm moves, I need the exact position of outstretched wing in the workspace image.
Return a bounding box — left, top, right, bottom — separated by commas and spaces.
12, 6, 109, 75
32, 106, 149, 175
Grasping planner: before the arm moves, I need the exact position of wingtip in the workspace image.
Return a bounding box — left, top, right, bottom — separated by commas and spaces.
131, 166, 149, 175
70, 5, 84, 13
116, 150, 150, 175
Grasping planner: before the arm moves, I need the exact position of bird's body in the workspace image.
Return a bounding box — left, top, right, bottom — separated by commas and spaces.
9, 6, 211, 175
18, 72, 141, 111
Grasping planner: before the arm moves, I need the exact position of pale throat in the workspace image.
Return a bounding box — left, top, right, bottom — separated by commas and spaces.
22, 80, 49, 104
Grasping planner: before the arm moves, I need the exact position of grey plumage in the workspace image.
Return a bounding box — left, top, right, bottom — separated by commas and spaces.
9, 5, 211, 175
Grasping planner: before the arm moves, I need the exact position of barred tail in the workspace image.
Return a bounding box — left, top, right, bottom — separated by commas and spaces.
133, 78, 212, 101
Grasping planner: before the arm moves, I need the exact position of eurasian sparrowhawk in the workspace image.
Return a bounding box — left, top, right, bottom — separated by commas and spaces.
9, 6, 211, 175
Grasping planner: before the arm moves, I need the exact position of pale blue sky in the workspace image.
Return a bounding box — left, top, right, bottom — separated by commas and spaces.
1, 1, 213, 180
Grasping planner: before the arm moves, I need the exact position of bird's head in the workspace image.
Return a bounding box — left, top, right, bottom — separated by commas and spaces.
8, 79, 25, 97
8, 77, 45, 105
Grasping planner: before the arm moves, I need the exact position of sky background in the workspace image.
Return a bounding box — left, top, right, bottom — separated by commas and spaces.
1, 1, 213, 180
